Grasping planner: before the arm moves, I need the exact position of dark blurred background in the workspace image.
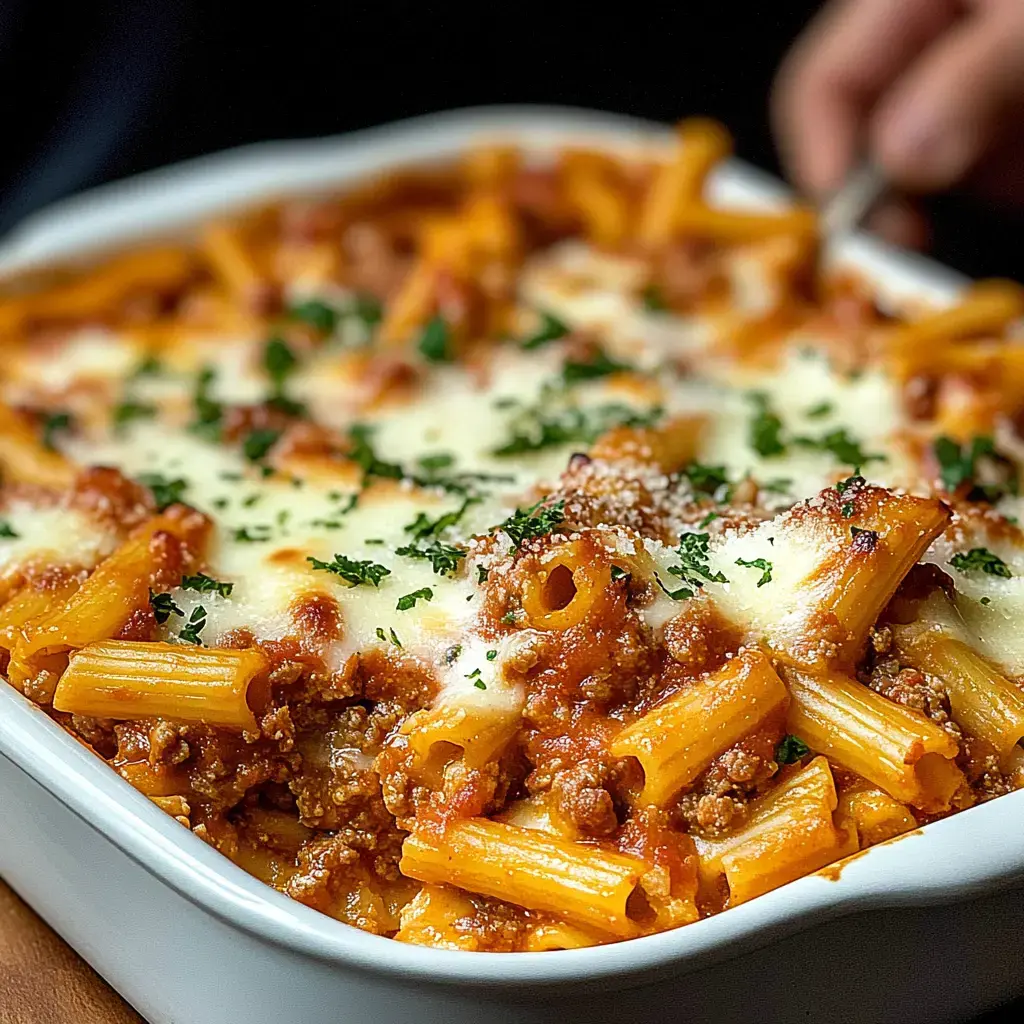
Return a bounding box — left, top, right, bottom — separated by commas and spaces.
2, 0, 1024, 281
0, 2, 1021, 1020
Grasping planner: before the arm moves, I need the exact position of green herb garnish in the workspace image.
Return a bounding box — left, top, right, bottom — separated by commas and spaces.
41, 411, 73, 451
747, 393, 785, 458
418, 316, 453, 363
137, 473, 188, 512
665, 531, 728, 598
521, 311, 570, 351
561, 348, 633, 386
242, 428, 282, 463
735, 556, 773, 586
113, 400, 157, 434
396, 587, 433, 611
149, 590, 183, 625
177, 605, 208, 645
395, 540, 467, 577
307, 553, 391, 587
189, 367, 223, 441
776, 734, 810, 764
949, 548, 1012, 579
181, 573, 234, 598
500, 499, 565, 549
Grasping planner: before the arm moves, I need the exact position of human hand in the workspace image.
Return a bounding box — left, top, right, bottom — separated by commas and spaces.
773, 0, 1024, 247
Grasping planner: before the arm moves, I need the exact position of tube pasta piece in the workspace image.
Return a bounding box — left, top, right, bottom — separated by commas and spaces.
784, 668, 963, 812
0, 574, 85, 656
0, 246, 194, 336
11, 506, 209, 667
400, 698, 522, 770
0, 404, 77, 488
521, 540, 613, 631
53, 640, 270, 731
638, 119, 733, 246
199, 222, 268, 304
836, 785, 917, 848
694, 756, 853, 905
589, 414, 705, 473
400, 819, 678, 938
610, 650, 788, 806
892, 593, 1024, 763
885, 279, 1024, 359
561, 153, 630, 249
674, 203, 818, 244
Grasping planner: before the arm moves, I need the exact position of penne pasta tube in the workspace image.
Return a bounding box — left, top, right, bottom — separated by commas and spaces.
803, 490, 951, 671
199, 222, 267, 303
0, 403, 77, 488
12, 506, 209, 667
785, 668, 963, 812
400, 698, 522, 770
638, 119, 732, 246
674, 203, 818, 244
521, 539, 613, 631
694, 756, 853, 904
0, 574, 85, 656
835, 785, 917, 848
54, 640, 270, 731
891, 592, 1024, 763
589, 414, 705, 473
885, 279, 1024, 358
610, 650, 788, 806
401, 819, 671, 938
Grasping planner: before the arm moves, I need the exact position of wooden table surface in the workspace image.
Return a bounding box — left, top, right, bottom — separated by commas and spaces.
0, 878, 142, 1024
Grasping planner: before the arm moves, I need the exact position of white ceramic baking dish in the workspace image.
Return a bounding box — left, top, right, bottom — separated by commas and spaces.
1, 107, 1023, 1024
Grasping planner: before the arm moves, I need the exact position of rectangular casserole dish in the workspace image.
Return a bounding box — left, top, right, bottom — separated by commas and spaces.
1, 106, 1024, 1024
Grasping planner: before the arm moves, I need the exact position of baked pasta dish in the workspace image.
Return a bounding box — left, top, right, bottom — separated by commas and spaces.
3, 120, 1024, 952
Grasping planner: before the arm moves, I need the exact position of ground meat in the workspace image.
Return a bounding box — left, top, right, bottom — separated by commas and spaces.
866, 658, 958, 732
148, 720, 191, 766
550, 759, 619, 837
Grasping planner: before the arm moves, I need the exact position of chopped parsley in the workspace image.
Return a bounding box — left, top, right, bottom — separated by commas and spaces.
610, 565, 629, 582
242, 427, 282, 463
477, 565, 489, 583
395, 540, 467, 577
776, 734, 810, 764
492, 402, 661, 458
404, 496, 479, 541
149, 590, 183, 625
288, 298, 339, 335
499, 499, 565, 549
793, 428, 885, 467
759, 478, 792, 495
130, 354, 164, 379
177, 605, 207, 645
112, 400, 157, 434
805, 401, 834, 419
735, 556, 773, 586
561, 348, 633, 386
747, 393, 785, 458
521, 310, 570, 351
137, 473, 188, 512
0, 521, 18, 538
189, 367, 224, 441
501, 609, 518, 625
836, 474, 865, 494
680, 463, 731, 499
932, 435, 1016, 502
307, 553, 391, 587
485, 649, 498, 661
981, 596, 992, 606
263, 336, 304, 415
181, 573, 234, 598
347, 424, 404, 483
665, 531, 728, 598
417, 316, 453, 363
641, 284, 667, 312
417, 452, 455, 473
396, 587, 433, 611
698, 510, 719, 528
949, 548, 1012, 579
41, 411, 73, 451
376, 626, 402, 647
841, 502, 855, 518
234, 525, 272, 543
